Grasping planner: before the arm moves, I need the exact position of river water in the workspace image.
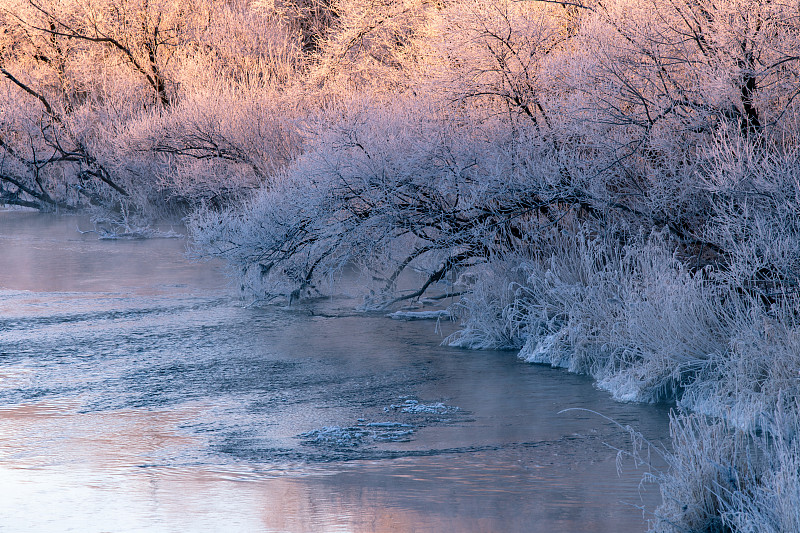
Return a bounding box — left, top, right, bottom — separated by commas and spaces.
0, 212, 670, 532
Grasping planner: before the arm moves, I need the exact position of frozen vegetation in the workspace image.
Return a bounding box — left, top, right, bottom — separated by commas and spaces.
2, 0, 800, 530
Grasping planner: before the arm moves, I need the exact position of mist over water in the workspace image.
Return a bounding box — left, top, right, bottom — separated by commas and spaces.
0, 212, 670, 532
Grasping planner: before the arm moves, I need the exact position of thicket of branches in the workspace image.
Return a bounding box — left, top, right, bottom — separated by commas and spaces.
4, 0, 800, 530
0, 0, 305, 216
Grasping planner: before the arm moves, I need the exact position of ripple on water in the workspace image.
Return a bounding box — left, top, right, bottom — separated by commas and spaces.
0, 213, 670, 533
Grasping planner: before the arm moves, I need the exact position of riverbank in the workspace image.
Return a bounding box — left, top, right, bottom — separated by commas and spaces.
448, 231, 800, 532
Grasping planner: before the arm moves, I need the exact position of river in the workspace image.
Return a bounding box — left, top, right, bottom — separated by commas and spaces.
0, 211, 670, 532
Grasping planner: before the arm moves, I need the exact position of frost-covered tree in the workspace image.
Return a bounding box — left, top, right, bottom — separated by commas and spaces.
0, 0, 201, 210
190, 100, 567, 305
555, 0, 800, 249
0, 0, 303, 213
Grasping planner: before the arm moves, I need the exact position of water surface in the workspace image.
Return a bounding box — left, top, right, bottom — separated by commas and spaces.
0, 212, 670, 532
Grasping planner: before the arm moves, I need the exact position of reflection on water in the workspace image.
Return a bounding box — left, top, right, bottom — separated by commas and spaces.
0, 212, 670, 532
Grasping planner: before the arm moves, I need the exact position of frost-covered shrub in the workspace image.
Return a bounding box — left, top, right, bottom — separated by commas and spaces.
447, 259, 533, 350
455, 230, 733, 403
652, 404, 800, 533
719, 403, 800, 533
117, 87, 301, 208
699, 133, 800, 293
680, 299, 800, 431
593, 243, 732, 403
452, 229, 625, 371
651, 413, 756, 533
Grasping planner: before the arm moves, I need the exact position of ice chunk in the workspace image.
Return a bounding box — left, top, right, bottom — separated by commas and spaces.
387, 310, 451, 321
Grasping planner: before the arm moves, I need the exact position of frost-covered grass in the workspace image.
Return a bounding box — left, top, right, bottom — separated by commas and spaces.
450, 231, 730, 402
647, 404, 800, 533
